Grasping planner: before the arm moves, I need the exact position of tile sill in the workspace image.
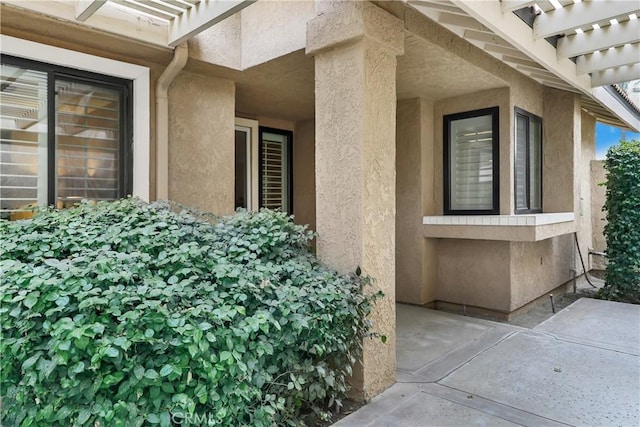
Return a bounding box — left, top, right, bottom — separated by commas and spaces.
422, 213, 576, 242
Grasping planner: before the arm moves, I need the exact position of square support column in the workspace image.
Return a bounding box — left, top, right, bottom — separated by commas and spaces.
307, 1, 404, 400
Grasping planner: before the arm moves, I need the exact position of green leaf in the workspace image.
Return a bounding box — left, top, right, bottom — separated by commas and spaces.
77, 408, 91, 424
144, 369, 159, 380
133, 365, 145, 380
24, 294, 38, 309
21, 354, 39, 371
105, 347, 119, 358
159, 364, 173, 377
147, 413, 160, 424
55, 296, 70, 307
70, 361, 85, 374
103, 372, 125, 386
219, 351, 232, 362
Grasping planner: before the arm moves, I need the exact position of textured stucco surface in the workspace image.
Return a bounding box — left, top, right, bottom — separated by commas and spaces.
168, 71, 235, 215
509, 237, 573, 310
591, 160, 607, 270
309, 1, 403, 400
397, 34, 506, 101
436, 240, 511, 312
543, 88, 579, 213
293, 119, 316, 232
240, 0, 314, 69
396, 98, 437, 305
189, 14, 242, 70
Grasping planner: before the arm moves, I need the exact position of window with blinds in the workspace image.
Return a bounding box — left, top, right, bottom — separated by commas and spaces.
515, 109, 542, 214
444, 107, 499, 214
0, 63, 48, 217
0, 55, 131, 219
259, 128, 292, 213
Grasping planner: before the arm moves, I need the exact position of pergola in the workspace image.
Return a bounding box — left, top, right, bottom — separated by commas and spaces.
408, 0, 640, 130
2, 0, 255, 47
3, 0, 639, 130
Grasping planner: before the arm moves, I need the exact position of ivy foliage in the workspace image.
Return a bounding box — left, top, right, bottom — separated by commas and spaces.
600, 139, 640, 303
0, 199, 380, 426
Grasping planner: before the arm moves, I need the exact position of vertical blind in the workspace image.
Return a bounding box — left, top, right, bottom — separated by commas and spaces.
0, 63, 48, 217
260, 131, 289, 212
449, 114, 494, 211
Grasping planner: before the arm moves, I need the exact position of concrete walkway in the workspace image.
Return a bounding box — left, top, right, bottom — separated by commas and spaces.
336, 299, 640, 427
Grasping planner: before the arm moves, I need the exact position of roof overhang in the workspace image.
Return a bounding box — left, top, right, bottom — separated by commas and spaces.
1, 0, 255, 48
406, 0, 640, 131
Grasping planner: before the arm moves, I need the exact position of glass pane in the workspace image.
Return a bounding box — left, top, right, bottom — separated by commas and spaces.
235, 129, 249, 209
261, 131, 289, 212
449, 114, 494, 211
515, 114, 528, 210
55, 79, 120, 207
529, 118, 542, 210
0, 62, 48, 219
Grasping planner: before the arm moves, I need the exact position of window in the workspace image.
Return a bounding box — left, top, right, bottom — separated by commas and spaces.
0, 55, 132, 219
234, 122, 293, 213
444, 107, 499, 214
259, 127, 292, 213
514, 108, 542, 214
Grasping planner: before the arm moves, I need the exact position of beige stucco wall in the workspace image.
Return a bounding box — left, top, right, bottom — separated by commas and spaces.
308, 0, 404, 400
396, 98, 437, 305
189, 0, 313, 70
293, 119, 316, 232
591, 160, 607, 270
437, 240, 512, 312
168, 71, 235, 215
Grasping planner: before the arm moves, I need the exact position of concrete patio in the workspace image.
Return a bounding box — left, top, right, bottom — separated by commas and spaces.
336, 299, 640, 426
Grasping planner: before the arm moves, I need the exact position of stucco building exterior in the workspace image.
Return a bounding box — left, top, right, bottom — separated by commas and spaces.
2, 0, 639, 399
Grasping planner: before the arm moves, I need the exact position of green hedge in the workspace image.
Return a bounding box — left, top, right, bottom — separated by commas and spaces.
0, 199, 381, 426
601, 139, 640, 303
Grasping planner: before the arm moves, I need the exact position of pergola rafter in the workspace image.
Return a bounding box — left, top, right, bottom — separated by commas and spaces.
407, 0, 640, 130
4, 0, 255, 48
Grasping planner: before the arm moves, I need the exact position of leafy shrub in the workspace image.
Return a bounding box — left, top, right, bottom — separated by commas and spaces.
0, 199, 380, 426
600, 140, 640, 303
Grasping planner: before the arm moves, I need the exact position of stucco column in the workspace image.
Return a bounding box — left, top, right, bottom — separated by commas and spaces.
306, 1, 404, 400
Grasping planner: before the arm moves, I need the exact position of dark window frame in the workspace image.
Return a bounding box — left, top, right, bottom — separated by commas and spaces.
258, 126, 293, 214
1, 54, 133, 208
514, 107, 543, 214
444, 106, 500, 215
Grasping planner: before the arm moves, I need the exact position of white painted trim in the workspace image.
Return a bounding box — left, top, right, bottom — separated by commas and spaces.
235, 118, 259, 211
501, 1, 536, 13
2, 0, 167, 47
576, 44, 640, 75
592, 87, 640, 132
450, 0, 592, 95
0, 35, 151, 201
533, 0, 640, 39
590, 64, 640, 88
75, 0, 107, 21
557, 19, 640, 58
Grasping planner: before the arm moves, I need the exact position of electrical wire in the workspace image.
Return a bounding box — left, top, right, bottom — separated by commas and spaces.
574, 232, 597, 289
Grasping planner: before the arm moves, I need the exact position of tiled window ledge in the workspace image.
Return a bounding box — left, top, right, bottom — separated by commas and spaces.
422, 213, 576, 241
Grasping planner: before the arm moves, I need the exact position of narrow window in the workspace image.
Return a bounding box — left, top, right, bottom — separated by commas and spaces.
0, 55, 132, 219
514, 108, 542, 214
234, 127, 250, 209
259, 127, 292, 213
444, 107, 499, 214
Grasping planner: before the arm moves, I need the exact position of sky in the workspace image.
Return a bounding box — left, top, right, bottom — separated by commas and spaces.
595, 122, 640, 160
